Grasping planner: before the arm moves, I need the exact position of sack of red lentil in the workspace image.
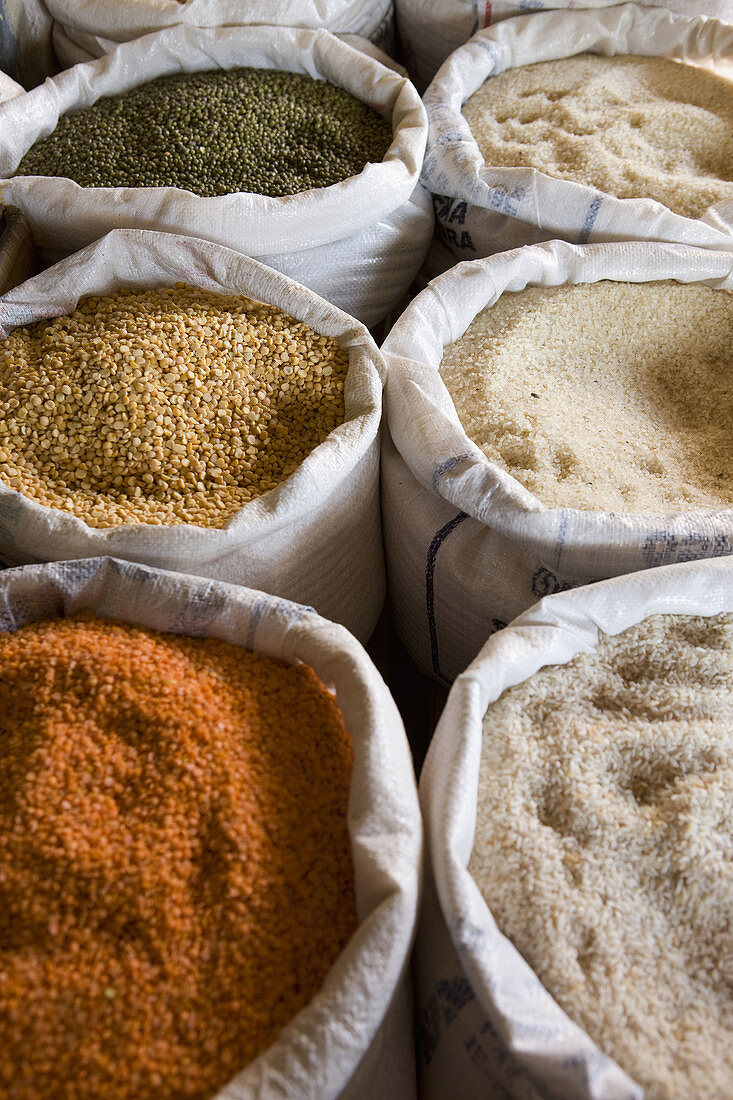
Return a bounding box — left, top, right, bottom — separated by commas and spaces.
416, 554, 733, 1099
0, 227, 387, 643
420, 4, 733, 263
382, 237, 733, 681
0, 554, 422, 1100
0, 23, 430, 329
398, 0, 733, 91
49, 0, 394, 67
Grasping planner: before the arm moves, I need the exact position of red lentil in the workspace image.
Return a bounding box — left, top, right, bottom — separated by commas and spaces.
0, 614, 356, 1100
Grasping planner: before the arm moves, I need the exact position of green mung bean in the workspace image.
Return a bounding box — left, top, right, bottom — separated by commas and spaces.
15, 68, 394, 197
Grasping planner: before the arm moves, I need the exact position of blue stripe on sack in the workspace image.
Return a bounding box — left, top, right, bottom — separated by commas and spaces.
577, 194, 603, 244
432, 453, 473, 493
426, 510, 469, 680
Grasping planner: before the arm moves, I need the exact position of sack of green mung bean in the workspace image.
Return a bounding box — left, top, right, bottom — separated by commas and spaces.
417, 555, 733, 1100
382, 237, 733, 682
398, 0, 733, 91
0, 555, 422, 1100
420, 5, 733, 263
0, 24, 431, 330
0, 227, 387, 643
48, 0, 393, 67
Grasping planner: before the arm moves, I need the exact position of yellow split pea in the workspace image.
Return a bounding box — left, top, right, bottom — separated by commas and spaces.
0, 285, 348, 528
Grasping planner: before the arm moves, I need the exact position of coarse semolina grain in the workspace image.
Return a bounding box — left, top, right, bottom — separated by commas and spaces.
15, 68, 394, 197
440, 279, 733, 513
0, 613, 357, 1100
462, 54, 733, 220
469, 611, 733, 1100
0, 285, 348, 527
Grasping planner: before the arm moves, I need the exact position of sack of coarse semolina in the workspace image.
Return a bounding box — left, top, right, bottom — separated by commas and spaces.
48, 0, 394, 67
0, 228, 386, 644
420, 4, 733, 264
0, 24, 431, 329
382, 237, 733, 682
416, 554, 733, 1099
398, 0, 733, 92
0, 555, 422, 1100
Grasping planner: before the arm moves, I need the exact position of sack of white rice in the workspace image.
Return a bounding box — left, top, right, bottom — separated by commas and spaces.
0, 24, 431, 328
383, 237, 733, 680
0, 228, 387, 643
398, 0, 733, 92
0, 554, 421, 1100
416, 553, 733, 1099
420, 4, 733, 263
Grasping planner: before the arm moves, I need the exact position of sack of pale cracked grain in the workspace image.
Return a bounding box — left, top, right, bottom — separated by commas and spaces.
0, 555, 422, 1100
0, 23, 431, 329
398, 0, 733, 92
421, 4, 733, 269
382, 237, 733, 682
0, 228, 386, 643
415, 554, 733, 1100
48, 0, 394, 67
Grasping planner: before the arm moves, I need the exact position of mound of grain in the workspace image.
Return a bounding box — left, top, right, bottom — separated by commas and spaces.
440, 279, 733, 513
462, 54, 733, 220
469, 611, 733, 1100
0, 614, 356, 1100
0, 285, 348, 528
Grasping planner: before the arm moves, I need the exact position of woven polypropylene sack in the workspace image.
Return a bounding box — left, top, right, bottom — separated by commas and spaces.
47, 0, 393, 63
53, 20, 397, 68
0, 228, 387, 643
416, 554, 733, 1098
0, 555, 422, 1100
0, 71, 24, 103
0, 24, 431, 329
382, 238, 733, 682
420, 4, 733, 263
397, 0, 733, 91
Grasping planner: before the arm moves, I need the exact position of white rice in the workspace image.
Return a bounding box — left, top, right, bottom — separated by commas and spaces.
470, 611, 733, 1100
462, 54, 733, 220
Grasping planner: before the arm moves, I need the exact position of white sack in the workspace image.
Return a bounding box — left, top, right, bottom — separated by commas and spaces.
0, 24, 431, 329
0, 228, 387, 644
46, 0, 393, 60
0, 70, 23, 103
382, 238, 733, 681
52, 22, 399, 70
0, 555, 422, 1100
398, 0, 733, 90
420, 4, 733, 262
417, 554, 733, 1099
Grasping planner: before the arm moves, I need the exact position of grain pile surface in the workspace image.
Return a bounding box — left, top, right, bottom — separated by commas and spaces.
440, 279, 733, 513
469, 611, 733, 1100
0, 613, 356, 1100
462, 54, 733, 219
468, 611, 730, 1100
15, 68, 393, 196
0, 285, 348, 527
